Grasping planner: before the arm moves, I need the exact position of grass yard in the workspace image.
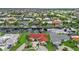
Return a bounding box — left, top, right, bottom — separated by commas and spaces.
63, 40, 79, 51
0, 32, 4, 36
45, 32, 56, 51
10, 31, 29, 51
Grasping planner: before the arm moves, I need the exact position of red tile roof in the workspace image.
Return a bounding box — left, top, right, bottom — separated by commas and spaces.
71, 35, 79, 41
71, 35, 79, 39
53, 19, 61, 24
29, 33, 48, 42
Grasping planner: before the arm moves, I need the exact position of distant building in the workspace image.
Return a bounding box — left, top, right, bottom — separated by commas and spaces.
43, 17, 51, 21
6, 17, 17, 24
52, 18, 62, 27
0, 20, 4, 25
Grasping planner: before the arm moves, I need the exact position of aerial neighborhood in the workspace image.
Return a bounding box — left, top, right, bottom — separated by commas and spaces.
0, 8, 79, 51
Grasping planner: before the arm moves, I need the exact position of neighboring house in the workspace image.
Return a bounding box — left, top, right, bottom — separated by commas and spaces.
0, 34, 19, 50
71, 35, 79, 47
71, 35, 79, 42
48, 29, 70, 46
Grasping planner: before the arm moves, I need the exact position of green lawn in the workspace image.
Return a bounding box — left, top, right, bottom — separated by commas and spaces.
0, 48, 3, 51
63, 40, 79, 51
45, 32, 56, 51
0, 32, 4, 36
10, 32, 29, 51
46, 41, 56, 51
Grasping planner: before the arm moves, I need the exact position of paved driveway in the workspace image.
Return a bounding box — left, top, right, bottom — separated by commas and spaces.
16, 43, 26, 51
37, 45, 48, 51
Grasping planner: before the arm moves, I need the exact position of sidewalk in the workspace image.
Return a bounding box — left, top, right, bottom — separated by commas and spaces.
16, 43, 26, 51
57, 45, 74, 51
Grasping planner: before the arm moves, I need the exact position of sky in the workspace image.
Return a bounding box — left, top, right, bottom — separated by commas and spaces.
0, 0, 79, 8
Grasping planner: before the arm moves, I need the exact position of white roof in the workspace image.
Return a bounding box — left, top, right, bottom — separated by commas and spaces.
0, 34, 19, 45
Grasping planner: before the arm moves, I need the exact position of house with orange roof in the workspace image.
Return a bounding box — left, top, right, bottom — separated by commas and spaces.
29, 33, 48, 42
71, 35, 79, 41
